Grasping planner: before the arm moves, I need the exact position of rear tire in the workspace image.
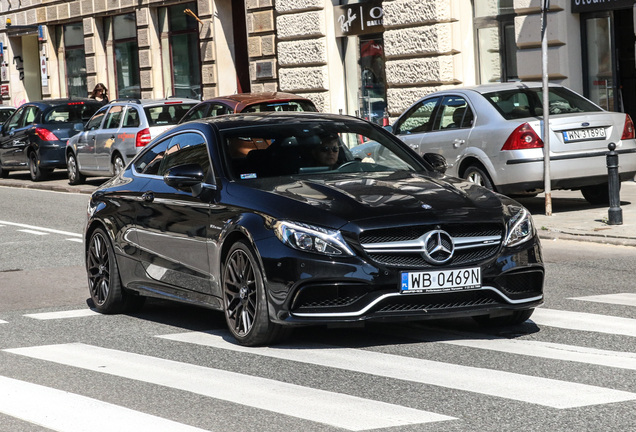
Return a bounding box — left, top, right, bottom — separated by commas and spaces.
581, 184, 610, 205
222, 240, 290, 346
67, 153, 86, 185
0, 165, 8, 178
29, 152, 49, 182
463, 164, 494, 191
473, 309, 534, 327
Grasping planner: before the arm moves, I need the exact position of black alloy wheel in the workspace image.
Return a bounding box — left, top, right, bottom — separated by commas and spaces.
464, 164, 494, 191
473, 308, 534, 327
222, 240, 288, 346
67, 153, 85, 185
29, 151, 49, 182
581, 184, 611, 205
87, 228, 144, 313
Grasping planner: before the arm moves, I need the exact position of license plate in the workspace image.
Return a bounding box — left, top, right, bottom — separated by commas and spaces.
563, 128, 606, 142
400, 268, 481, 294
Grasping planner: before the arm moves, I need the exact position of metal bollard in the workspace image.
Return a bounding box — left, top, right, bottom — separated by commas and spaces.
607, 142, 623, 225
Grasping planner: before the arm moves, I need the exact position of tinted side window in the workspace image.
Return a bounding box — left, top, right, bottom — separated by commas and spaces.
123, 107, 140, 127
7, 107, 26, 131
209, 104, 233, 116
134, 136, 171, 176
86, 107, 108, 131
396, 97, 440, 134
0, 109, 15, 123
182, 104, 209, 122
22, 106, 39, 126
157, 132, 210, 178
103, 106, 124, 129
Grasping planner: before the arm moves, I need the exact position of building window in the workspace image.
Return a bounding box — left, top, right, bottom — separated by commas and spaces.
63, 23, 87, 98
167, 3, 202, 100
474, 0, 518, 83
113, 13, 141, 99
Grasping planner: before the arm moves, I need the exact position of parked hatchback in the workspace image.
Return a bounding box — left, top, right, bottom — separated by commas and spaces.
390, 83, 636, 204
65, 98, 198, 184
0, 99, 101, 181
179, 92, 317, 124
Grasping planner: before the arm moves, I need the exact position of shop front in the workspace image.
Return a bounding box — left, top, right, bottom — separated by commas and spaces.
334, 1, 387, 125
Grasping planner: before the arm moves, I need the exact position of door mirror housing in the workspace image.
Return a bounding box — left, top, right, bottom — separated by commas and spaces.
73, 123, 84, 132
422, 153, 447, 174
383, 125, 393, 134
164, 164, 206, 193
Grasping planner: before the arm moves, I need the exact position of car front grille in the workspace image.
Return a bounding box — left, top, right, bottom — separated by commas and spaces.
359, 223, 503, 269
376, 290, 502, 313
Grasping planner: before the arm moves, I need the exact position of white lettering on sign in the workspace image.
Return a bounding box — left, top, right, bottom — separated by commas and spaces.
338, 8, 357, 33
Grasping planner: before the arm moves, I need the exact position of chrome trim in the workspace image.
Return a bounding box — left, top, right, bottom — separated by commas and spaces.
291, 286, 542, 318
361, 235, 501, 254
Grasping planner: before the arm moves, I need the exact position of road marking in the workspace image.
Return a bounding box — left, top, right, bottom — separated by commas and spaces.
4, 343, 454, 430
0, 375, 210, 432
532, 308, 636, 337
17, 229, 49, 236
157, 330, 636, 409
0, 320, 7, 324
0, 220, 82, 237
66, 238, 83, 243
24, 309, 101, 320
570, 293, 636, 307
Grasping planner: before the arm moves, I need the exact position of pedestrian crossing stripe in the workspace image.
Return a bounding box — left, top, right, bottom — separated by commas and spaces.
17, 229, 49, 236
0, 375, 210, 432
3, 343, 455, 430
570, 293, 636, 307
24, 309, 101, 320
0, 319, 7, 324
157, 330, 636, 409
531, 308, 636, 337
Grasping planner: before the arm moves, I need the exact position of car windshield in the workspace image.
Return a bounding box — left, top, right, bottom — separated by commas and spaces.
222, 120, 426, 180
483, 87, 602, 120
43, 103, 100, 124
0, 109, 15, 123
242, 100, 317, 113
144, 103, 197, 126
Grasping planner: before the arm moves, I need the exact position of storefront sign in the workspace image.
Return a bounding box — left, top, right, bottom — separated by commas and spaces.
0, 85, 8, 96
40, 55, 48, 87
334, 1, 384, 37
571, 0, 635, 13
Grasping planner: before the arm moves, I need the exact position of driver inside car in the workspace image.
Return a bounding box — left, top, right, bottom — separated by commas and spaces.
310, 133, 341, 169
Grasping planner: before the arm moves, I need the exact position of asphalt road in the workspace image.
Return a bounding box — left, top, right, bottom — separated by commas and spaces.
1, 186, 636, 432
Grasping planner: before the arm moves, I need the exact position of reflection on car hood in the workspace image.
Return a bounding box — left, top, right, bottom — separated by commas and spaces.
228, 171, 505, 228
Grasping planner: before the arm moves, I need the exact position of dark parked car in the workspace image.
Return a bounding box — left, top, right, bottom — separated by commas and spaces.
179, 92, 317, 124
0, 98, 101, 181
85, 112, 544, 346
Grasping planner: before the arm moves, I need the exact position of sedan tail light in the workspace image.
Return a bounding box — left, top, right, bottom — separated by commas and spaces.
622, 115, 635, 140
34, 127, 59, 141
136, 128, 151, 147
501, 123, 544, 150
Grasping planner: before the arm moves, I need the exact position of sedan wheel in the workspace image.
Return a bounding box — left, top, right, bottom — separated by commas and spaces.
222, 240, 288, 346
29, 152, 48, 182
0, 165, 8, 178
87, 228, 144, 313
464, 165, 494, 190
67, 153, 86, 185
581, 184, 611, 205
113, 155, 125, 176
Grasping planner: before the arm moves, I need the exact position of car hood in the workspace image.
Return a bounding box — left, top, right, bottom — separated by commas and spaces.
226, 171, 507, 229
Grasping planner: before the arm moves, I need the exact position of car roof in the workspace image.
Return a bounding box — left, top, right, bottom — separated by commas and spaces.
21, 98, 100, 107
201, 92, 314, 110
188, 111, 367, 131
109, 98, 200, 106
446, 82, 562, 95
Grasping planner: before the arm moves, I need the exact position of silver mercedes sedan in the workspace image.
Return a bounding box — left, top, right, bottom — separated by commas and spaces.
389, 82, 636, 204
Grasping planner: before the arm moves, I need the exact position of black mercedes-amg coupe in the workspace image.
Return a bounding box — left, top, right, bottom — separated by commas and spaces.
84, 112, 544, 346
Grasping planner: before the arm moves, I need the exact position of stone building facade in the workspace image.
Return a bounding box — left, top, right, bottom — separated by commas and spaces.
0, 0, 635, 122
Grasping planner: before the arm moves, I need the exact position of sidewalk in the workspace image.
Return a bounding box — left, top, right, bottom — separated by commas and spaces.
1, 170, 635, 246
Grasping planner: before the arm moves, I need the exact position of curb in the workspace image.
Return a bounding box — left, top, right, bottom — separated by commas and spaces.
538, 230, 636, 247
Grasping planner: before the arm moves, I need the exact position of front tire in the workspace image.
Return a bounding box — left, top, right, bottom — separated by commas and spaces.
473, 309, 534, 327
113, 154, 125, 176
67, 153, 86, 185
463, 164, 494, 191
222, 240, 289, 346
87, 228, 144, 313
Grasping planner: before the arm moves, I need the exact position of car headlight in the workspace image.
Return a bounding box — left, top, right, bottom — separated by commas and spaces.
504, 205, 534, 247
274, 221, 355, 256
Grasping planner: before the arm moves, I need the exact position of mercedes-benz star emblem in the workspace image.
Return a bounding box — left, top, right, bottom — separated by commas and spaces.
422, 229, 454, 264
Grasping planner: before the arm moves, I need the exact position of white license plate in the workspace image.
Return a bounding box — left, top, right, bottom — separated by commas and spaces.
400, 268, 481, 294
563, 128, 606, 142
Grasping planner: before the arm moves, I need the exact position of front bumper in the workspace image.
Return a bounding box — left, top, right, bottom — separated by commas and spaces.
258, 236, 544, 326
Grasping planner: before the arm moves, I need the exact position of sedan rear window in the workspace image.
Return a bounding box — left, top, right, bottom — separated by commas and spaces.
242, 100, 317, 113
44, 103, 101, 124
483, 87, 602, 120
144, 103, 197, 126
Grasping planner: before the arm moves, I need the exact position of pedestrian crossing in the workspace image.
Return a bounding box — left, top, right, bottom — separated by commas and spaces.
1, 292, 635, 431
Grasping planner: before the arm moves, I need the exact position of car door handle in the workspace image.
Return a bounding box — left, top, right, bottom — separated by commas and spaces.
142, 192, 154, 202
453, 139, 465, 148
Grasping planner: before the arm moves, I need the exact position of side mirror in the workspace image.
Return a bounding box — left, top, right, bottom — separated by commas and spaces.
73, 123, 84, 132
383, 125, 393, 134
164, 163, 206, 192
422, 153, 447, 174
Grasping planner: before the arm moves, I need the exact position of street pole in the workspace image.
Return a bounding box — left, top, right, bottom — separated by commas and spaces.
541, 0, 552, 216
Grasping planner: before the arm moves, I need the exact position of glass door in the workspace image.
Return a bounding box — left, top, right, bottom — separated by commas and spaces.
582, 14, 615, 110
